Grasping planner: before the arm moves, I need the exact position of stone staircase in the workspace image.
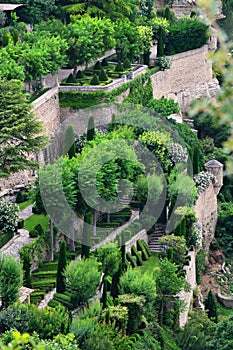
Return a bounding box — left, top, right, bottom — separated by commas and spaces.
148, 224, 166, 253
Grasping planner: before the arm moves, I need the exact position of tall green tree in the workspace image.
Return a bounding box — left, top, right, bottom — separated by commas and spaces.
0, 79, 47, 178
63, 125, 76, 158
56, 240, 67, 293
205, 290, 218, 323
0, 254, 23, 309
157, 26, 164, 57
64, 257, 101, 304
66, 16, 115, 72
155, 258, 185, 326
87, 116, 95, 141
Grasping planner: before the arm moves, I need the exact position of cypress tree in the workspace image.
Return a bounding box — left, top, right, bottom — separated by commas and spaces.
193, 146, 200, 175
101, 58, 108, 67
111, 264, 122, 299
121, 242, 126, 272
56, 240, 67, 293
123, 58, 131, 69
87, 116, 95, 141
22, 254, 31, 288
66, 73, 76, 84
81, 213, 91, 259
165, 7, 170, 21
90, 74, 100, 85
115, 61, 124, 72
205, 290, 218, 323
94, 60, 102, 70
167, 247, 174, 262
102, 275, 107, 309
99, 69, 108, 82
76, 69, 84, 79
157, 26, 164, 57
63, 125, 76, 158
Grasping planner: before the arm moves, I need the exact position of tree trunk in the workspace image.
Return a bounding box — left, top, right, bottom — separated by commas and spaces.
93, 209, 97, 236
49, 219, 54, 261
68, 216, 75, 252
107, 212, 110, 223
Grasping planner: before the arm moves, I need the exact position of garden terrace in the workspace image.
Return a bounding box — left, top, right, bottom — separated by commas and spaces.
60, 63, 148, 93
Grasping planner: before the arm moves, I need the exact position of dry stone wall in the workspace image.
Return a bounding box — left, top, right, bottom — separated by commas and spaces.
31, 87, 61, 136
151, 45, 219, 113
193, 182, 218, 253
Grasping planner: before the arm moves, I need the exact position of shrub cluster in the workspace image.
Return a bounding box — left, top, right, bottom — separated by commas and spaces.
165, 18, 209, 55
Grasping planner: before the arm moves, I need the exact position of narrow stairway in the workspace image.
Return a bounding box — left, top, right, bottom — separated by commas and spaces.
148, 224, 166, 253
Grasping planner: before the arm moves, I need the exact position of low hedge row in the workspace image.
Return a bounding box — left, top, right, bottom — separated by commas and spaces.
131, 245, 143, 266
0, 231, 14, 249
30, 290, 45, 305
136, 240, 149, 261
53, 293, 73, 310
37, 262, 58, 272
126, 252, 137, 268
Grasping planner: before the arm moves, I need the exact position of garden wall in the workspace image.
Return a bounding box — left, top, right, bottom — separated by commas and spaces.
125, 229, 148, 253
151, 45, 219, 113
179, 250, 196, 328
31, 87, 61, 136
193, 182, 218, 253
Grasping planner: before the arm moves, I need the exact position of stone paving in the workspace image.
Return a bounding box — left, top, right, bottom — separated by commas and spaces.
19, 204, 33, 220
1, 205, 34, 259
38, 288, 56, 309
1, 229, 34, 259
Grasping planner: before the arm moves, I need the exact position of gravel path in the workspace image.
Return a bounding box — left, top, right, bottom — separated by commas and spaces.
39, 211, 139, 309
19, 204, 33, 220
38, 288, 56, 309
1, 229, 33, 259
0, 205, 34, 258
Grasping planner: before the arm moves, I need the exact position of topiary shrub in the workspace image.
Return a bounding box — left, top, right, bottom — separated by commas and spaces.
136, 240, 149, 261
115, 61, 124, 72
90, 74, 100, 85
29, 229, 38, 238
94, 60, 102, 70
99, 69, 108, 82
140, 240, 152, 257
123, 58, 131, 69
34, 224, 44, 236
126, 252, 137, 268
131, 245, 143, 266
66, 73, 76, 84
76, 70, 84, 79
16, 191, 25, 203
101, 58, 108, 67
18, 219, 24, 229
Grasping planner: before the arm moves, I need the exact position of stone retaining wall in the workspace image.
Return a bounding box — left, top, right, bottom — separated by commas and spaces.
151, 45, 219, 113
125, 229, 148, 252
179, 250, 196, 327
59, 65, 147, 93
193, 182, 218, 253
31, 87, 61, 136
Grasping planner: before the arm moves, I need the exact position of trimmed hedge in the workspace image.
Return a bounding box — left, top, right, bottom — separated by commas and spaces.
165, 18, 209, 55
53, 293, 73, 310
136, 240, 149, 261
48, 299, 61, 308
131, 245, 143, 266
32, 270, 57, 278
38, 262, 58, 271
30, 290, 45, 304
126, 252, 137, 268
0, 231, 14, 249
140, 239, 152, 257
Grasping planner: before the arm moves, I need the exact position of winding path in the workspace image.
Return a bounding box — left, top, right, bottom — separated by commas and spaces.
0, 205, 33, 259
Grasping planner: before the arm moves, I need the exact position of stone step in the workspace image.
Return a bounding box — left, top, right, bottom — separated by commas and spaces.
148, 224, 166, 253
